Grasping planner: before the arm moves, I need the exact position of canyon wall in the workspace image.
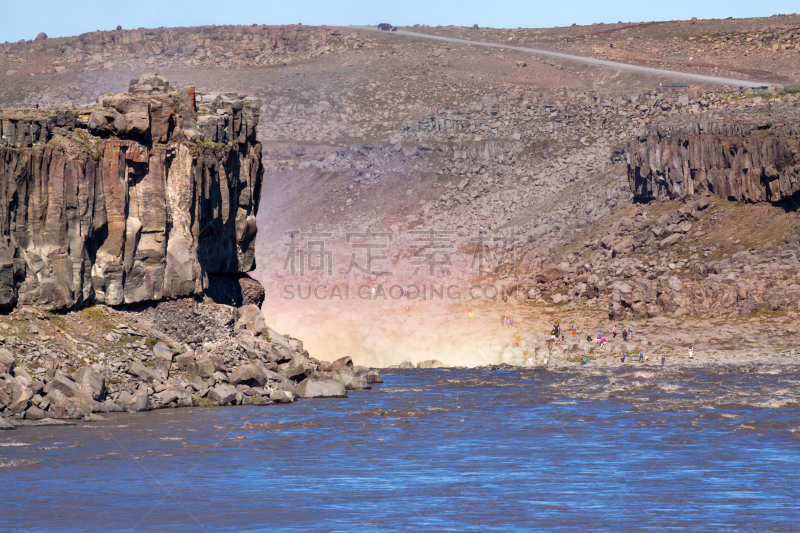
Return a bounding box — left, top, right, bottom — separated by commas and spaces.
626, 120, 800, 202
0, 74, 263, 310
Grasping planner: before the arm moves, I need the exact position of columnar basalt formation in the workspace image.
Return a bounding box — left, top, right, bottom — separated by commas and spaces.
626, 120, 800, 202
0, 74, 263, 310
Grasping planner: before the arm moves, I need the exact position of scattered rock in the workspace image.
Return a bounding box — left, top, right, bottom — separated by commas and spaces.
76, 367, 106, 401
296, 378, 347, 398
117, 388, 150, 412
417, 360, 447, 368
153, 342, 175, 362
0, 348, 15, 374
229, 363, 268, 386
270, 390, 295, 403
208, 384, 237, 406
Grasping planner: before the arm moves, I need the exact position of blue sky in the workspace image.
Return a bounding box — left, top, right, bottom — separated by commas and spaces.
1, 0, 797, 42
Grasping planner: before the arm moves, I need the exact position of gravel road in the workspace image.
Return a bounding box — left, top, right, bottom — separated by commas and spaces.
356, 26, 773, 87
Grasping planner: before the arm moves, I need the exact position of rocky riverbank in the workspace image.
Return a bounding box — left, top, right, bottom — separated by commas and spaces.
0, 276, 382, 430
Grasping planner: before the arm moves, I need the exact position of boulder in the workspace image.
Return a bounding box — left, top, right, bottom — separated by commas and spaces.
266, 327, 290, 348
269, 390, 295, 404
175, 351, 195, 370
205, 274, 266, 308
35, 32, 47, 40
98, 400, 124, 413
153, 360, 170, 381
43, 373, 100, 418
13, 368, 32, 387
612, 235, 634, 255
187, 357, 215, 379
360, 369, 383, 384
117, 388, 150, 412
46, 373, 98, 407
25, 406, 45, 420
127, 361, 162, 383
236, 304, 266, 331
331, 356, 354, 370
417, 360, 447, 368
153, 389, 179, 405
296, 378, 347, 399
272, 345, 293, 364
535, 268, 563, 284
329, 369, 369, 390
278, 357, 313, 382
208, 384, 237, 406
658, 233, 683, 249
76, 366, 106, 401
153, 342, 175, 362
0, 417, 15, 430
0, 348, 15, 374
274, 379, 299, 396
9, 382, 32, 413
228, 363, 268, 386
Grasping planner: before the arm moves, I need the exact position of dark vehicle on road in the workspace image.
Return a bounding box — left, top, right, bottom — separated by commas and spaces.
378, 23, 397, 31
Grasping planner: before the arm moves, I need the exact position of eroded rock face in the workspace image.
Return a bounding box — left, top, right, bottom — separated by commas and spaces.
0, 74, 263, 310
626, 121, 800, 203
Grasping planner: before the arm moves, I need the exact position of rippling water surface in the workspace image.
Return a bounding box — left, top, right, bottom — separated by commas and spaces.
2, 366, 800, 532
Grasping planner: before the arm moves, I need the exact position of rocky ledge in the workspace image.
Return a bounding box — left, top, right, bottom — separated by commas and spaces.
0, 74, 262, 310
0, 289, 382, 429
626, 118, 800, 203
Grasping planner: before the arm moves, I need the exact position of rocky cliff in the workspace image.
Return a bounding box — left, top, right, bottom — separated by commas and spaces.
0, 74, 263, 310
626, 119, 800, 202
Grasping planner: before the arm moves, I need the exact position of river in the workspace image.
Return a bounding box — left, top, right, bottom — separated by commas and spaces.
2, 366, 799, 531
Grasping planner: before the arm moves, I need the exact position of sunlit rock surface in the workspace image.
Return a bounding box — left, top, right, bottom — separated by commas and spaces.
0, 74, 263, 309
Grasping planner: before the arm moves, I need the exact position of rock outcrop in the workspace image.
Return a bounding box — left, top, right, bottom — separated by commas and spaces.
0, 74, 263, 310
626, 120, 800, 202
0, 297, 383, 425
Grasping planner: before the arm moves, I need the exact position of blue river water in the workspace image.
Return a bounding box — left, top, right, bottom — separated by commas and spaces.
1, 366, 799, 532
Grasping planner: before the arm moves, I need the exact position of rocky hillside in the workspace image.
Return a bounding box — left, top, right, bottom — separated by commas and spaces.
0, 284, 382, 428
405, 15, 800, 85
1, 18, 799, 370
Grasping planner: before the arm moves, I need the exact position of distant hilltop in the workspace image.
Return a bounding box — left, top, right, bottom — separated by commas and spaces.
1, 24, 375, 77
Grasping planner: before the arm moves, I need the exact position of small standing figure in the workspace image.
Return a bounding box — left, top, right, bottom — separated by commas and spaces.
661, 353, 666, 368
613, 325, 617, 338
638, 350, 644, 363
688, 345, 694, 359
571, 325, 577, 337
628, 327, 633, 340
